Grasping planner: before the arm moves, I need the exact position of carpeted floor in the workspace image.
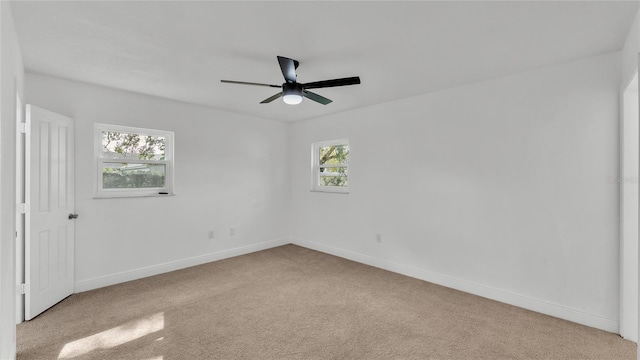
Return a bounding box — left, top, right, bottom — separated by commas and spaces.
17, 244, 636, 359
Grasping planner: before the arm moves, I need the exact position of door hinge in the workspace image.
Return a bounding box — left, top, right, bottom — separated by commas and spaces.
21, 283, 27, 295
18, 203, 29, 214
19, 122, 28, 134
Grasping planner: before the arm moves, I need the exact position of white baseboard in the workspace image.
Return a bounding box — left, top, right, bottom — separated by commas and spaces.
75, 238, 288, 293
292, 238, 619, 334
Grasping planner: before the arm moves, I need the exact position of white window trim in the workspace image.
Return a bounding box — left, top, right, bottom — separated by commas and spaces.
311, 138, 349, 194
94, 123, 175, 198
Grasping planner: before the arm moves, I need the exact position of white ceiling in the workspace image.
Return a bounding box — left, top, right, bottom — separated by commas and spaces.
10, 1, 639, 122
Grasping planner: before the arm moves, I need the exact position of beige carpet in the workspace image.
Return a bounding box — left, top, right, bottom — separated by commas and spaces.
17, 244, 635, 359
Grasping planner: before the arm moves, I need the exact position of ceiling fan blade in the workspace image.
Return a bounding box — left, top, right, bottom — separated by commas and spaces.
302, 76, 361, 90
277, 56, 298, 83
221, 80, 280, 88
303, 90, 332, 105
260, 92, 283, 104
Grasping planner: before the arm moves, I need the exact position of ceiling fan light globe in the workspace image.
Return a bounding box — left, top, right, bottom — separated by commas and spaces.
283, 94, 303, 105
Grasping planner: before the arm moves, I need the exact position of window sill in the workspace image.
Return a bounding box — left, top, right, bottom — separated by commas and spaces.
310, 189, 349, 194
93, 193, 175, 199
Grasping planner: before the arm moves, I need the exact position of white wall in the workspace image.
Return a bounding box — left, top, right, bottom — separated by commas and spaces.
25, 73, 290, 292
290, 52, 622, 333
0, 2, 24, 359
623, 9, 640, 90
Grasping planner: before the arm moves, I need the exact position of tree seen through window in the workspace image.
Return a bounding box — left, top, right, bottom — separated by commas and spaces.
101, 131, 167, 189
319, 144, 349, 187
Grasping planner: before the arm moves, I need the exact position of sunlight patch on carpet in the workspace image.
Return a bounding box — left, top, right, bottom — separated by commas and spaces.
57, 312, 164, 359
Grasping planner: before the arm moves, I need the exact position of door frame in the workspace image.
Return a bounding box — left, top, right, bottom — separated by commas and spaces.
621, 69, 639, 342
14, 87, 24, 324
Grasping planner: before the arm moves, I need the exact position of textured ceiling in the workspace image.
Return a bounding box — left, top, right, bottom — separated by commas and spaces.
10, 1, 640, 122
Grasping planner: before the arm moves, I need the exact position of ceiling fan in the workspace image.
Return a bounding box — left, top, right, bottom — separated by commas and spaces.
221, 56, 361, 105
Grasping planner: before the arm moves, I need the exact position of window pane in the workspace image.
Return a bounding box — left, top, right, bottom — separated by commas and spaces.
102, 163, 166, 189
101, 131, 166, 160
319, 167, 348, 187
319, 145, 349, 166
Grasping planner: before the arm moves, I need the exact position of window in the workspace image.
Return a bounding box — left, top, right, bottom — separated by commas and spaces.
312, 139, 349, 193
95, 124, 174, 198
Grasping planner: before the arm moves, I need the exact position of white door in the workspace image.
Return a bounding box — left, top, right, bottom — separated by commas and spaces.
25, 105, 75, 320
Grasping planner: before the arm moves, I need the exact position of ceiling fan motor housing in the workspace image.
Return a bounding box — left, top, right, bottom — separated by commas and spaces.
283, 82, 302, 96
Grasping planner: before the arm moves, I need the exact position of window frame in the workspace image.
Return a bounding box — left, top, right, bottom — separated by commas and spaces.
311, 138, 349, 194
94, 123, 175, 198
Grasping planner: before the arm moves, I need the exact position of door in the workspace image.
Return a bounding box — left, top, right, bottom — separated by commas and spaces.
25, 105, 75, 320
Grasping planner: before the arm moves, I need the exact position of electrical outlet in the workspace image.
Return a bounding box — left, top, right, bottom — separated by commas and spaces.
230, 227, 236, 236
376, 234, 382, 243
208, 231, 215, 239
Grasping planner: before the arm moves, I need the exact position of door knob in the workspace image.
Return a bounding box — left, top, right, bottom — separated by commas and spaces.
68, 213, 79, 220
